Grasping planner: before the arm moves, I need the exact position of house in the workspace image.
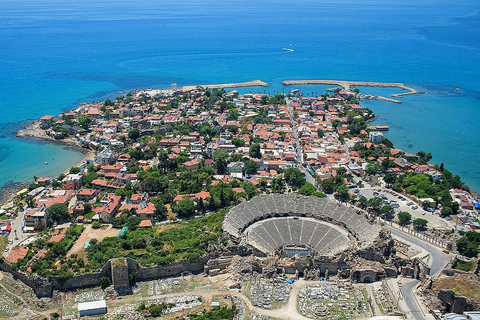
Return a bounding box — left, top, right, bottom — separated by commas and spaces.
62, 173, 82, 190
183, 160, 199, 171
95, 194, 121, 222
138, 219, 153, 228
40, 115, 54, 129
77, 189, 97, 202
131, 192, 149, 204
227, 162, 244, 174
24, 209, 48, 231
137, 202, 156, 221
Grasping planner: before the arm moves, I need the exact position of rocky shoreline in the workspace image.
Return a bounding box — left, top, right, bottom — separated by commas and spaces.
14, 120, 82, 148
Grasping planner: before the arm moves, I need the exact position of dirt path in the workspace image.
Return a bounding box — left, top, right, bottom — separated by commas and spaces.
67, 224, 119, 257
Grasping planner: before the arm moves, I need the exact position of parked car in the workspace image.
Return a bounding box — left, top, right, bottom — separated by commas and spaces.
8, 239, 13, 244
412, 205, 418, 210
407, 201, 414, 206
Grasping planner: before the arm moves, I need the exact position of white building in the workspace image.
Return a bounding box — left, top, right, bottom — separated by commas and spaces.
368, 131, 384, 143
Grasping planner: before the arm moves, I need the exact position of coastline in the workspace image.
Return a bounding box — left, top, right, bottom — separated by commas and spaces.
0, 121, 94, 207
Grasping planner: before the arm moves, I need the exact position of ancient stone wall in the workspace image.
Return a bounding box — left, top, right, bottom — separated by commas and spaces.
134, 258, 209, 281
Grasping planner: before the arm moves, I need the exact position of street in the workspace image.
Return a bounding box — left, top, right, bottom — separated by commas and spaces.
389, 227, 451, 320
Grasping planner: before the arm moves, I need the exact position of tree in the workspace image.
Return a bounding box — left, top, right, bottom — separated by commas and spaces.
249, 143, 262, 159
77, 114, 94, 130
321, 177, 335, 193
367, 197, 383, 213
175, 199, 196, 218
366, 163, 383, 175
128, 128, 140, 141
383, 174, 397, 185
126, 216, 141, 230
244, 182, 259, 199
154, 203, 168, 221
334, 183, 349, 200
69, 167, 81, 174
298, 182, 316, 196
48, 203, 69, 222
83, 203, 92, 216
100, 276, 111, 289
380, 137, 394, 148
317, 128, 324, 138
416, 151, 432, 164
332, 119, 342, 129
245, 160, 259, 175
284, 168, 306, 188
104, 98, 114, 106
357, 197, 368, 209
336, 167, 347, 176
380, 205, 395, 219
347, 118, 367, 134
397, 211, 411, 225
231, 138, 245, 148
413, 218, 428, 230
213, 150, 229, 174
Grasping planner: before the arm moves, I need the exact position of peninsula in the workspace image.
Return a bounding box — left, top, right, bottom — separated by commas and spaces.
0, 85, 478, 320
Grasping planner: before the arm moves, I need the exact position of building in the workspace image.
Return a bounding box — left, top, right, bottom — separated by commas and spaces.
368, 131, 383, 143
227, 162, 244, 174
78, 300, 107, 317
40, 115, 54, 129
62, 173, 82, 190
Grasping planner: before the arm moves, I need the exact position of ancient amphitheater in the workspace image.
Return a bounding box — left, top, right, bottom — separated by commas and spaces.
223, 194, 381, 257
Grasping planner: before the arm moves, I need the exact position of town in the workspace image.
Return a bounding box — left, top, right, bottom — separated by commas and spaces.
0, 85, 479, 320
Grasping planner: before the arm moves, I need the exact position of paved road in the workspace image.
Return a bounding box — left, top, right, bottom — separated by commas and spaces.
389, 227, 450, 320
389, 228, 449, 276
2, 210, 32, 258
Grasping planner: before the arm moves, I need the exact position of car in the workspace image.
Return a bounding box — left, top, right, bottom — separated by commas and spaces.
373, 192, 379, 197
407, 201, 414, 206
412, 205, 418, 210
8, 239, 13, 244
398, 281, 402, 287
445, 216, 452, 221
383, 200, 390, 205
392, 192, 397, 196
426, 207, 435, 212
4, 248, 9, 252
354, 189, 359, 193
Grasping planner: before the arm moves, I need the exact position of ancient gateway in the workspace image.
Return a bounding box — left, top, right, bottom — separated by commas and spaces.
219, 194, 427, 283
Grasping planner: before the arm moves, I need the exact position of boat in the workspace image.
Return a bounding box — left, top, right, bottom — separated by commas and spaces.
45, 161, 48, 165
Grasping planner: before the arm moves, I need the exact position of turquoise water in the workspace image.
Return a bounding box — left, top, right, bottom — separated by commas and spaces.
0, 0, 479, 192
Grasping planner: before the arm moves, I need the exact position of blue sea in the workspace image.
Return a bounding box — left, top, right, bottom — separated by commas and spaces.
1, 0, 479, 194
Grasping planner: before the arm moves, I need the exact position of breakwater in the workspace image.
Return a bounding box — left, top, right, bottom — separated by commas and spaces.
282, 79, 424, 103
180, 79, 269, 91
